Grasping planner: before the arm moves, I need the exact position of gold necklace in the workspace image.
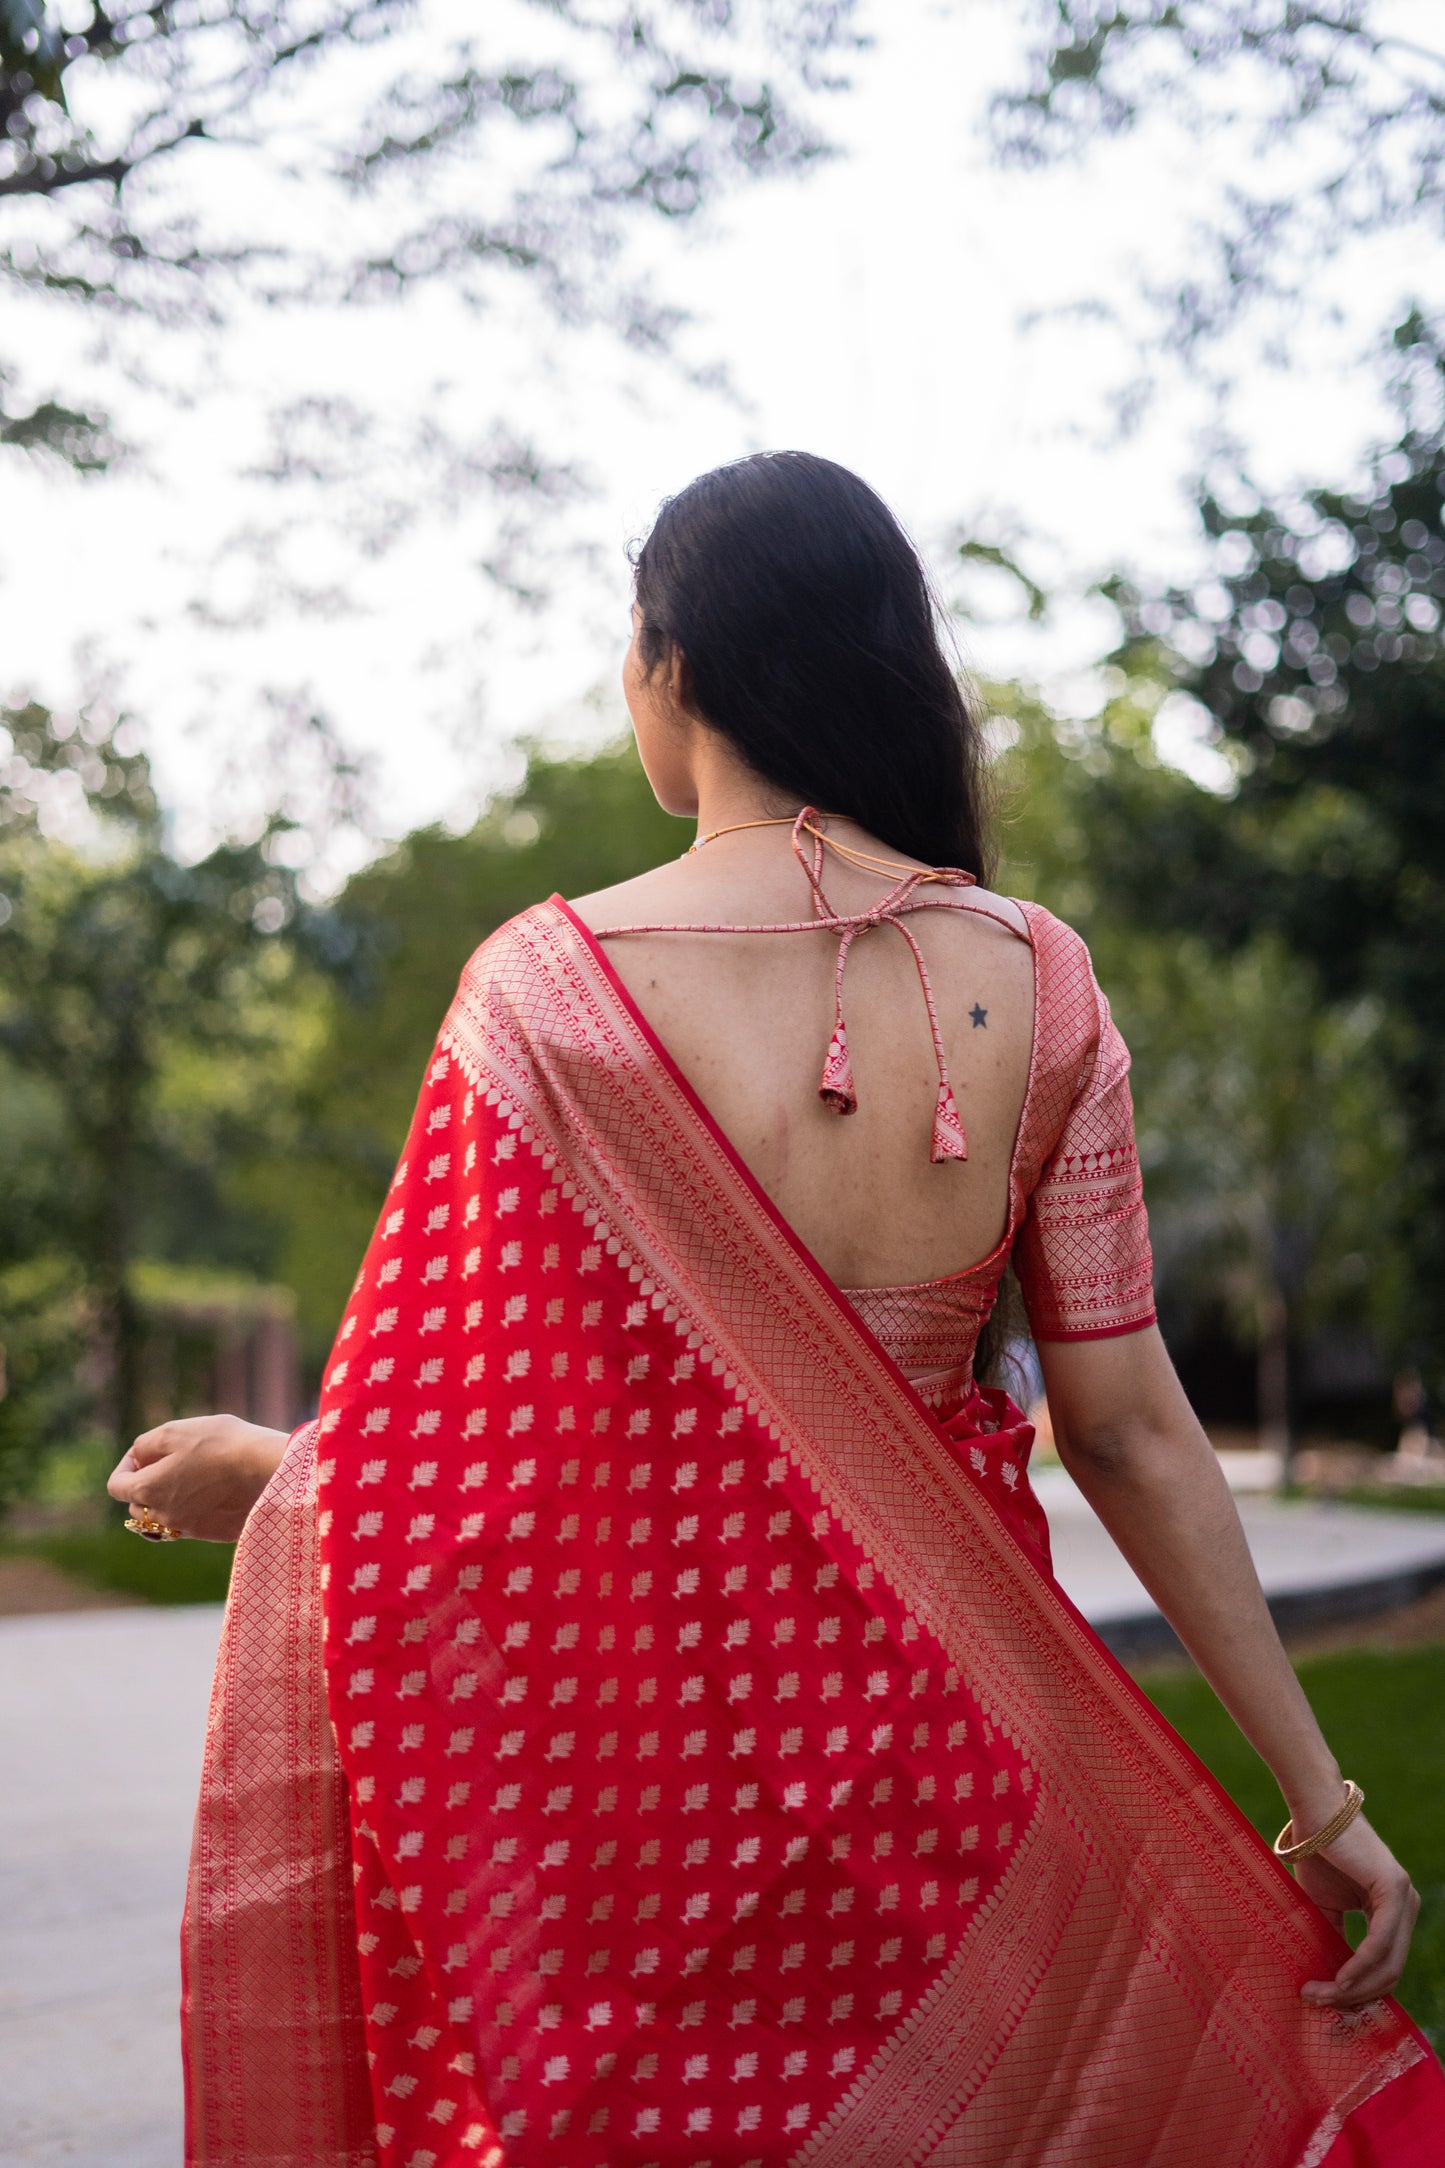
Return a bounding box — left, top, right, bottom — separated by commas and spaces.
688, 815, 926, 880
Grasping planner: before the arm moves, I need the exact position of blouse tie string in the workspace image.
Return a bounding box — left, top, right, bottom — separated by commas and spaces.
789, 810, 973, 1163
590, 806, 983, 1165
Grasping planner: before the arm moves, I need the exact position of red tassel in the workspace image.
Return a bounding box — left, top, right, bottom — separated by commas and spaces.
930, 1079, 968, 1163
818, 1025, 857, 1116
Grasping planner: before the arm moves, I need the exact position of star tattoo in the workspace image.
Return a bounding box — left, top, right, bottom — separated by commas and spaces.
969, 1003, 988, 1028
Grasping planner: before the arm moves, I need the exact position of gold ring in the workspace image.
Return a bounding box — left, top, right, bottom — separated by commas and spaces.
124, 1506, 182, 1543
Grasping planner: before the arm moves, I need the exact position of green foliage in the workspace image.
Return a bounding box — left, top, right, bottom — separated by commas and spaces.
0, 0, 852, 231
0, 715, 674, 1500
1309, 1489, 1445, 1519
0, 1254, 90, 1513
0, 700, 327, 1464
994, 5, 1445, 371
0, 2, 855, 468
1144, 1645, 1445, 2044
0, 387, 111, 470
1110, 935, 1400, 1352
0, 697, 157, 834
0, 1524, 236, 1606
1086, 340, 1445, 1370
254, 737, 683, 1350
992, 691, 1404, 1370
0, 0, 64, 104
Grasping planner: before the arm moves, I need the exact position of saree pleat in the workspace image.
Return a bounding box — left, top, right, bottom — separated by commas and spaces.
184, 897, 1444, 2167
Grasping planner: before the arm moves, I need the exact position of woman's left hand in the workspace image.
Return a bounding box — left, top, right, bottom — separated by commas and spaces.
1294, 1814, 1421, 2010
107, 1415, 290, 1543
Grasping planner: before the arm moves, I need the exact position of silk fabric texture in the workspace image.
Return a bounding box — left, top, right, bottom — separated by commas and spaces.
183, 898, 1442, 2166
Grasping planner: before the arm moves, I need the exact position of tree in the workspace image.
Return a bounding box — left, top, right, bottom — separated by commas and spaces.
993, 688, 1407, 1451
993, 2, 1445, 376
246, 733, 682, 1348
0, 697, 336, 1460
1, 0, 855, 468
1097, 930, 1400, 1465
1040, 331, 1445, 1370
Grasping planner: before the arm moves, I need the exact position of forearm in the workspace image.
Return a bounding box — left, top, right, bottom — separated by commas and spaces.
1037, 1332, 1416, 2008
1058, 1426, 1344, 1828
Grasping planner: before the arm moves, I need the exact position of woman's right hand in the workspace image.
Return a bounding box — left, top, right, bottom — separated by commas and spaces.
107, 1414, 290, 1543
1293, 1814, 1420, 2010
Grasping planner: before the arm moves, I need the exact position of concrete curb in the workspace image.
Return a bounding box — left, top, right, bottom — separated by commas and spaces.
1095, 1557, 1445, 1663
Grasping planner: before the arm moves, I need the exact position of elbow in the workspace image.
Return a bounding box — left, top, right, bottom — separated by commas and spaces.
1054, 1416, 1159, 1481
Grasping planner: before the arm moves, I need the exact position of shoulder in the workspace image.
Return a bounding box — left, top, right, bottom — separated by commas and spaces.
1012, 899, 1101, 1001
566, 859, 701, 932
450, 897, 580, 1009
1008, 901, 1110, 1077
437, 897, 601, 1081
941, 890, 1090, 979
949, 885, 1031, 943
1010, 896, 1090, 964
469, 895, 569, 961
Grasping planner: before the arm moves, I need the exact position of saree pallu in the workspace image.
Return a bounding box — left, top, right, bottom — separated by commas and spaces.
184, 900, 1443, 2167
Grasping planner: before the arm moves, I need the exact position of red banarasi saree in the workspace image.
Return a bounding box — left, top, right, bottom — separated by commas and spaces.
183, 897, 1444, 2166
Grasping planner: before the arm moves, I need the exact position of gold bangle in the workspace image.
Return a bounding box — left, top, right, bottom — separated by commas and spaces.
1273, 1780, 1365, 1862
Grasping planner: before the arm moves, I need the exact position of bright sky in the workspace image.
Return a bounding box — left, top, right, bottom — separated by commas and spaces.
1, 0, 1424, 880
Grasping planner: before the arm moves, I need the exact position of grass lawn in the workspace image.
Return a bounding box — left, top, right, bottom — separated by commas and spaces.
1, 1523, 236, 1605
1142, 1645, 1445, 2048
1291, 1482, 1445, 1517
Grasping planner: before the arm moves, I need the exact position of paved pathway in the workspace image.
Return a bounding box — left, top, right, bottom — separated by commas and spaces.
0, 1607, 223, 2166
1039, 1469, 1445, 1655
5, 1486, 1445, 2164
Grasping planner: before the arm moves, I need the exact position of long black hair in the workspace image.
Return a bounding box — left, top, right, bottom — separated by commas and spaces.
632, 451, 995, 882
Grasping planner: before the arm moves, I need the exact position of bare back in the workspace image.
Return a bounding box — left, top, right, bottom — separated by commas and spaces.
570, 827, 1035, 1290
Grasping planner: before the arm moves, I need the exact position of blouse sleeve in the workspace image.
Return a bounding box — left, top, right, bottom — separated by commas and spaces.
1012, 967, 1157, 1344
